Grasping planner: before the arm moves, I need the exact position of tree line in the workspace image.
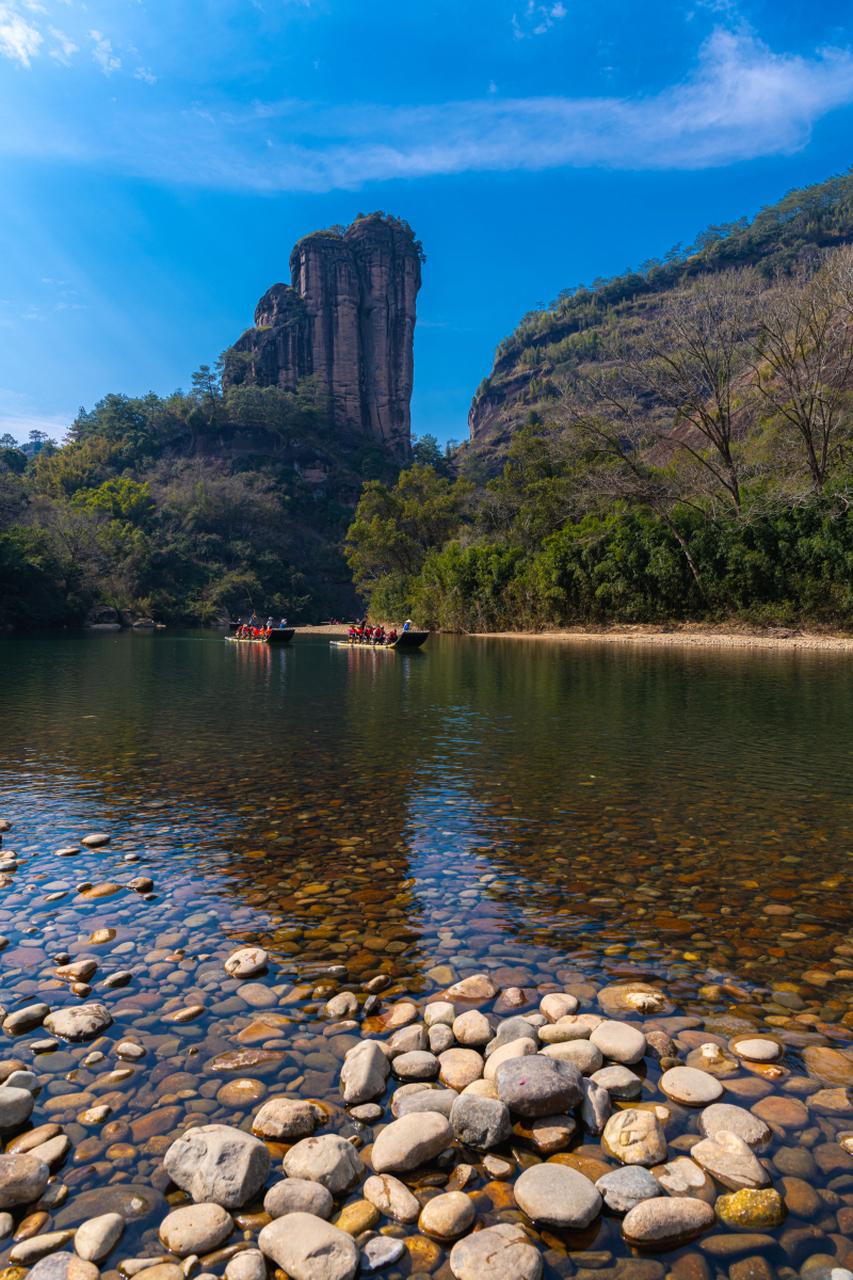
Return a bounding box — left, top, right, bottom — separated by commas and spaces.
346, 247, 853, 631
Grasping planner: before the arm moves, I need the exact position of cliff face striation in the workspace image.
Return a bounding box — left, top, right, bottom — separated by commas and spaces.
227, 213, 423, 460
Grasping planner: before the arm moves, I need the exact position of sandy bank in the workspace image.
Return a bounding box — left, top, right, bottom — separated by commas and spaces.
470, 624, 853, 652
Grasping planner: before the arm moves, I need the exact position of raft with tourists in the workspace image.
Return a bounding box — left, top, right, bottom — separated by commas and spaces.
226, 619, 294, 645
331, 621, 429, 651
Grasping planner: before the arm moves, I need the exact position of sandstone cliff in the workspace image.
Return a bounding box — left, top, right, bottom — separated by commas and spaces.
227, 213, 423, 460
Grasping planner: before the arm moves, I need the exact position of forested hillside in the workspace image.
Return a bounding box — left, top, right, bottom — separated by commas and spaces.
0, 375, 403, 627
346, 228, 853, 632
464, 168, 853, 474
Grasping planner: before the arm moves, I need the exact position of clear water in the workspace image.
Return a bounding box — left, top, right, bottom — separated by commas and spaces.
1, 630, 852, 1278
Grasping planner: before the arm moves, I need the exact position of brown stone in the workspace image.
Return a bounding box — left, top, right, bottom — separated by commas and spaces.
129, 1107, 183, 1143
751, 1096, 809, 1128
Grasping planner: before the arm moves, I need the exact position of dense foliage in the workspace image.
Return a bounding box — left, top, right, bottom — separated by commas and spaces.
0, 379, 401, 628
347, 247, 853, 632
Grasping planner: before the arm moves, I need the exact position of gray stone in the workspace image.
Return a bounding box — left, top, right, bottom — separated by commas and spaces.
388, 1024, 428, 1055
424, 1002, 456, 1027
514, 1162, 602, 1228
159, 1204, 233, 1256
73, 1212, 125, 1262
0, 1085, 35, 1128
224, 1250, 266, 1280
539, 1019, 593, 1045
251, 1098, 315, 1141
394, 1088, 458, 1119
581, 1078, 612, 1135
539, 1039, 604, 1074
0, 1152, 49, 1207
283, 1134, 364, 1194
622, 1197, 715, 1246
43, 1004, 112, 1042
392, 1050, 439, 1080
360, 1237, 405, 1273
164, 1125, 271, 1209
698, 1103, 771, 1149
495, 1055, 583, 1116
690, 1132, 771, 1190
4, 1070, 38, 1093
602, 1109, 667, 1167
450, 1223, 543, 1280
324, 992, 358, 1019
371, 1112, 453, 1173
596, 1166, 663, 1214
660, 1066, 724, 1106
590, 1021, 647, 1065
450, 1094, 512, 1150
483, 1037, 538, 1080
485, 1017, 540, 1056
25, 1254, 99, 1280
340, 1040, 390, 1105
429, 1024, 455, 1054
591, 1065, 643, 1100
264, 1179, 333, 1221
258, 1213, 358, 1280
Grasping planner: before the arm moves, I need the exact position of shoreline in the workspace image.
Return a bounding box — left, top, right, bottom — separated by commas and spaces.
292, 622, 853, 652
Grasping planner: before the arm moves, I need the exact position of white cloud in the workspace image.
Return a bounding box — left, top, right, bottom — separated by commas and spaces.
48, 24, 77, 60
90, 28, 119, 73
514, 0, 567, 38
1, 25, 852, 192
0, 5, 43, 64
134, 65, 155, 82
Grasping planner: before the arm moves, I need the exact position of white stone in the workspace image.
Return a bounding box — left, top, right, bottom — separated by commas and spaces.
371, 1111, 453, 1173
283, 1134, 364, 1194
159, 1205, 234, 1257
73, 1213, 125, 1263
590, 1021, 647, 1065
43, 1004, 112, 1042
164, 1125, 271, 1209
224, 948, 268, 978
258, 1214, 358, 1280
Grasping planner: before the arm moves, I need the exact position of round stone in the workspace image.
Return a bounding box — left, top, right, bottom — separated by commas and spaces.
438, 1049, 484, 1090
751, 1095, 809, 1128
495, 1056, 583, 1116
283, 1134, 364, 1194
0, 1154, 49, 1208
540, 1040, 604, 1074
690, 1132, 772, 1191
258, 1213, 359, 1280
224, 948, 268, 978
392, 1051, 439, 1081
591, 1065, 642, 1100
361, 1238, 406, 1274
264, 1179, 333, 1221
43, 1005, 112, 1042
660, 1067, 724, 1106
449, 1223, 543, 1280
732, 1039, 783, 1063
715, 1188, 785, 1229
514, 1162, 602, 1228
602, 1109, 667, 1167
424, 1002, 456, 1027
598, 983, 674, 1016
217, 1079, 267, 1109
334, 1200, 380, 1235
71, 1213, 124, 1263
699, 1104, 771, 1150
0, 1087, 34, 1129
596, 1166, 663, 1214
622, 1197, 715, 1247
81, 834, 110, 848
590, 1022, 647, 1065
452, 1011, 492, 1046
540, 993, 580, 1021
159, 1204, 234, 1256
362, 1174, 420, 1223
371, 1112, 453, 1174
224, 1251, 266, 1280
418, 1191, 476, 1240
251, 1098, 314, 1140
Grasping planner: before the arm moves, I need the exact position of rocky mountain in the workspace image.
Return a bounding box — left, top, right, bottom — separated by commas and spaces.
226, 213, 424, 461
461, 168, 853, 476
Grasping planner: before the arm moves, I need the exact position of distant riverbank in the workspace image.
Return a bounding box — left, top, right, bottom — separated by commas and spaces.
470, 623, 853, 652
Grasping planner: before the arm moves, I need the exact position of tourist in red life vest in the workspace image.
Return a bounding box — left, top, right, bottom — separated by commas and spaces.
387, 629, 397, 644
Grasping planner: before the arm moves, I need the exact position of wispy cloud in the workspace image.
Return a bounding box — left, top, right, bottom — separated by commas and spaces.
90, 29, 119, 73
513, 0, 568, 39
1, 25, 852, 190
0, 4, 42, 65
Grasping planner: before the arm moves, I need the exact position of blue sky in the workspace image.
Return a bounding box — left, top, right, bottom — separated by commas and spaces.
1, 0, 853, 447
